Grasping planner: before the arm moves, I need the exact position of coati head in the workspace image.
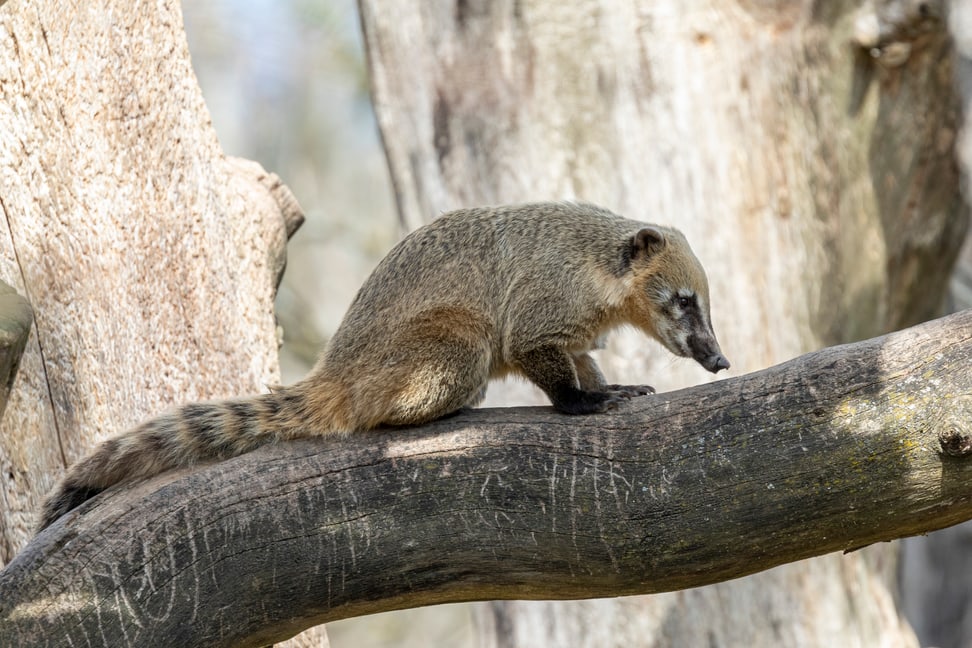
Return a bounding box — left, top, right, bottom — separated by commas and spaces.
623, 226, 730, 374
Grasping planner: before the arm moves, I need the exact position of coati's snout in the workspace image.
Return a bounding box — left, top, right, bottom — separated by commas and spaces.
651, 304, 730, 374
694, 341, 730, 373
683, 327, 729, 373
704, 353, 731, 373
687, 326, 729, 373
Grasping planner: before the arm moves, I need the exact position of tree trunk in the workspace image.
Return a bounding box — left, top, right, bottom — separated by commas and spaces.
2, 309, 972, 648
359, 0, 966, 645
0, 1, 320, 646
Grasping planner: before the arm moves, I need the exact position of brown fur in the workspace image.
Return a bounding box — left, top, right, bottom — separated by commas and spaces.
37, 202, 727, 532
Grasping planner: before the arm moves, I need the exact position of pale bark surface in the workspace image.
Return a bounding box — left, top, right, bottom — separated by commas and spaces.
359, 0, 966, 646
1, 310, 970, 648
0, 0, 317, 645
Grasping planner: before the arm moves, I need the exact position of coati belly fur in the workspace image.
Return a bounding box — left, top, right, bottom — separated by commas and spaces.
38, 201, 729, 531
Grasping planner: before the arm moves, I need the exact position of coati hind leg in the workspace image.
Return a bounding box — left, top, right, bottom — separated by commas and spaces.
376, 306, 493, 427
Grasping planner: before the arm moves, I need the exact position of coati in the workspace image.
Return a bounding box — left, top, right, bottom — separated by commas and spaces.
38, 202, 729, 531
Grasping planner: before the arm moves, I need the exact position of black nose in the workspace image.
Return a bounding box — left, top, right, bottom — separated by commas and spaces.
705, 354, 730, 373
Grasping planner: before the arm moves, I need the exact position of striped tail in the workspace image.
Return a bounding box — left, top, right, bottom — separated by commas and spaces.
36, 387, 319, 533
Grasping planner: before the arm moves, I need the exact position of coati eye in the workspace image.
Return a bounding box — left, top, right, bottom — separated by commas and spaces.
677, 296, 691, 308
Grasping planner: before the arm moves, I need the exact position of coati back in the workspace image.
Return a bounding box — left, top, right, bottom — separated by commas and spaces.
38, 202, 728, 531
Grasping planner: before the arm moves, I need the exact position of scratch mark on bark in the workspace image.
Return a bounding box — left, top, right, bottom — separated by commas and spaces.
608, 461, 632, 512
108, 551, 144, 639
201, 526, 217, 588
341, 500, 357, 569
570, 452, 580, 567
113, 587, 133, 646
142, 525, 179, 623
549, 454, 558, 533
592, 457, 620, 573
185, 517, 201, 626
87, 573, 110, 648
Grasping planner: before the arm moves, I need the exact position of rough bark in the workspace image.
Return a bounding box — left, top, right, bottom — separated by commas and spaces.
0, 0, 294, 559
358, 0, 966, 646
1, 309, 970, 648
0, 0, 316, 645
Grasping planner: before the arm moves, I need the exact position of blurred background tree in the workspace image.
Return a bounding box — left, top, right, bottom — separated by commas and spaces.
185, 1, 395, 382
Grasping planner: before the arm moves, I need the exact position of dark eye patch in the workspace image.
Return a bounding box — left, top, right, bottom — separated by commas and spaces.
673, 293, 696, 310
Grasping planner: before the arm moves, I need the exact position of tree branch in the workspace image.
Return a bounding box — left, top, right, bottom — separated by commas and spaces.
2, 310, 971, 648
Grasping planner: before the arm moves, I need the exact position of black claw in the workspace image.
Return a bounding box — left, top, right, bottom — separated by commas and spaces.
601, 393, 626, 410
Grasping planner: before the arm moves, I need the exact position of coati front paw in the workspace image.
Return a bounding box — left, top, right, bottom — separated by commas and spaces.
606, 384, 655, 398
554, 390, 625, 414
553, 388, 629, 415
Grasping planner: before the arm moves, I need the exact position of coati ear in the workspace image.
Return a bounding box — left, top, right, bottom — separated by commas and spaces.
630, 227, 666, 260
